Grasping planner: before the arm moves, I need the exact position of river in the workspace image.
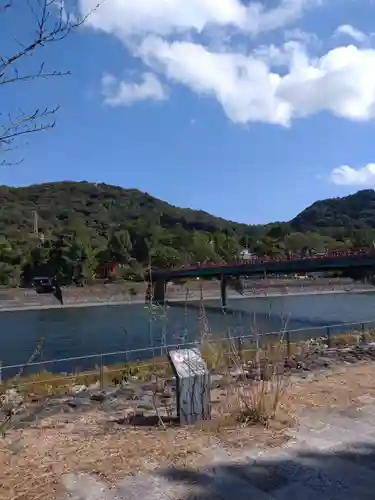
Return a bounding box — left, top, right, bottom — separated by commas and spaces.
1, 291, 375, 378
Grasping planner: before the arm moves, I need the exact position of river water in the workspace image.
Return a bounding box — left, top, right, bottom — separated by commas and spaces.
1, 291, 375, 378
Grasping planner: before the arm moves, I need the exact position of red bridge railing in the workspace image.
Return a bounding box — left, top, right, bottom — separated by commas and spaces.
152, 247, 375, 274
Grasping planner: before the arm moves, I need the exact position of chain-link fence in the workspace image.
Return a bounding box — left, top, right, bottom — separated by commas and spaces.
1, 319, 375, 390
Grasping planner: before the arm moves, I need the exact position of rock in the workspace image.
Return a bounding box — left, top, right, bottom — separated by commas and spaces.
104, 387, 122, 399
88, 381, 100, 391
1, 388, 23, 408
70, 385, 87, 395
160, 387, 174, 398
90, 392, 106, 402
117, 388, 136, 401
138, 402, 154, 411
284, 358, 297, 370
143, 390, 156, 397
158, 394, 171, 405
108, 408, 135, 424
27, 393, 40, 403
296, 361, 309, 370
230, 367, 249, 379
67, 399, 80, 408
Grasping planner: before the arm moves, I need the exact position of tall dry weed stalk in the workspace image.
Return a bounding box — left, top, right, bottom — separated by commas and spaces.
232, 335, 287, 426
0, 334, 45, 440
196, 280, 291, 426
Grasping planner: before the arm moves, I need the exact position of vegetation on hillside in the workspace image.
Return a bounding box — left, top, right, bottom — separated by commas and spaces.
0, 182, 375, 286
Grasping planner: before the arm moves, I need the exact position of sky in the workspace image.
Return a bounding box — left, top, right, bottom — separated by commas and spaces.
1, 0, 375, 224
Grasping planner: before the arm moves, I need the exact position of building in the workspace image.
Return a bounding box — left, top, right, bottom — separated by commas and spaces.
239, 249, 256, 261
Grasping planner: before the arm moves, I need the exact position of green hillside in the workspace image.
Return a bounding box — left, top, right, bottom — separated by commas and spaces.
0, 182, 374, 286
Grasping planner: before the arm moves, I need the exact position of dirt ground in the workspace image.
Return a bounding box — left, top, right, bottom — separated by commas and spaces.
1, 362, 375, 500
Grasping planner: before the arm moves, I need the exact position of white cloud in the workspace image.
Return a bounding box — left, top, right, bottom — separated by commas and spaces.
252, 40, 306, 67
334, 24, 368, 44
284, 28, 321, 48
138, 36, 292, 125
138, 38, 375, 126
101, 72, 167, 106
79, 0, 375, 126
79, 0, 317, 38
330, 163, 375, 186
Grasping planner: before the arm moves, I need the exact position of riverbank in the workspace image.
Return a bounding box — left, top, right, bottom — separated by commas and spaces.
3, 343, 375, 500
0, 278, 372, 312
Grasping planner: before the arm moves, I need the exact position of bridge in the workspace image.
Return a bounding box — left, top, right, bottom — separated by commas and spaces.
145, 248, 375, 309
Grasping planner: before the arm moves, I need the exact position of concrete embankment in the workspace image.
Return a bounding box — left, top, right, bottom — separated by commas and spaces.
0, 278, 372, 312
0, 282, 193, 312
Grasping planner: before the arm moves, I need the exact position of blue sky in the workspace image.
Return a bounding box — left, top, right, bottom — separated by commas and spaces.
1, 0, 375, 224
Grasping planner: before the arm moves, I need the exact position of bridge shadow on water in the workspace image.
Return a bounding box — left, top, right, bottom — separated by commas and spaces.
166, 300, 345, 339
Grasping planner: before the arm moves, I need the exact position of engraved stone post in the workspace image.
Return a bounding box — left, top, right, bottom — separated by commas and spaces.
168, 347, 211, 425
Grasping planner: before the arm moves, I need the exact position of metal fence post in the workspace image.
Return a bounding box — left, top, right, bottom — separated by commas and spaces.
361, 322, 366, 344
326, 327, 331, 348
0, 361, 2, 385
237, 337, 243, 362
285, 331, 291, 358
100, 354, 104, 389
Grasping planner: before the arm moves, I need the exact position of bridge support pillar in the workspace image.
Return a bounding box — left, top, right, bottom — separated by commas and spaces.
146, 280, 167, 305
220, 275, 227, 311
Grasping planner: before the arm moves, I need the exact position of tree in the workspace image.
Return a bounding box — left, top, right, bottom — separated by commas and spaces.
149, 244, 180, 268
107, 230, 132, 264
214, 232, 240, 261
0, 0, 97, 163
352, 228, 375, 248
266, 223, 291, 240
0, 236, 13, 263
188, 231, 218, 263
0, 262, 18, 286
284, 233, 310, 253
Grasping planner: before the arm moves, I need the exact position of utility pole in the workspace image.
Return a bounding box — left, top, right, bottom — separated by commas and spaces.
32, 210, 39, 236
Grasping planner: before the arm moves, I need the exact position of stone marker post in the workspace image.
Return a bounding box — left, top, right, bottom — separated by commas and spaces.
168, 347, 211, 425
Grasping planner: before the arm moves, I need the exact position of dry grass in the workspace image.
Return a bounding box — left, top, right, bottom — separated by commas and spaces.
2, 361, 375, 500
286, 361, 375, 413
0, 406, 288, 500
1, 357, 173, 397
195, 331, 289, 438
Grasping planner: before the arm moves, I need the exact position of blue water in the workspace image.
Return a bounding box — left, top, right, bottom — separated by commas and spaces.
1, 292, 375, 377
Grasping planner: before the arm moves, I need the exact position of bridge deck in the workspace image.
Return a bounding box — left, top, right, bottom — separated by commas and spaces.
149, 252, 375, 281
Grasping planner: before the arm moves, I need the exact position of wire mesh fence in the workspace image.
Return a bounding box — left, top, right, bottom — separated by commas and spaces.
1, 319, 375, 388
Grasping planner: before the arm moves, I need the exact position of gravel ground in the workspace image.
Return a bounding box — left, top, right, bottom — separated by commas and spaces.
2, 344, 375, 500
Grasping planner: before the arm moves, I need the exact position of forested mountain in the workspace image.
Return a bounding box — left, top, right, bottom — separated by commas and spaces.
292, 189, 375, 233
0, 181, 262, 242
0, 182, 374, 286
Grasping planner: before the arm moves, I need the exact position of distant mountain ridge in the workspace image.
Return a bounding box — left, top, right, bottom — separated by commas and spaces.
0, 182, 374, 238
291, 189, 375, 232
0, 181, 260, 239
1, 182, 375, 286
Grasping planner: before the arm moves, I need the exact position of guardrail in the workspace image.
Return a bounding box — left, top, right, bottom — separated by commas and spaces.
149, 247, 375, 274
1, 319, 375, 385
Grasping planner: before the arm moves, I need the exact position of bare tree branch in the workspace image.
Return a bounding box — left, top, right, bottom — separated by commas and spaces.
1, 0, 101, 163
0, 2, 12, 14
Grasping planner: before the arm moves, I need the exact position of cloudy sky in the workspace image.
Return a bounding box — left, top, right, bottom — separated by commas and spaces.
2, 0, 375, 223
